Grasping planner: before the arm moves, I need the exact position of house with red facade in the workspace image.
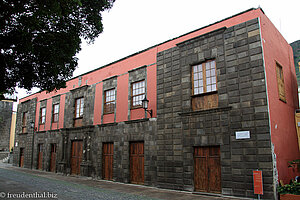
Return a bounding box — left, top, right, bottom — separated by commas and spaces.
13, 8, 299, 199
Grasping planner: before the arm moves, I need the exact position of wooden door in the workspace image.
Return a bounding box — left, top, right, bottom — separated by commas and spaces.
71, 141, 83, 175
19, 148, 24, 167
194, 146, 221, 193
130, 142, 144, 184
37, 144, 43, 170
102, 143, 114, 180
50, 144, 56, 172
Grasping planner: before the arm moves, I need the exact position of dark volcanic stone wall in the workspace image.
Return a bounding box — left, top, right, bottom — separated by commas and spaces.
0, 101, 13, 151
13, 98, 37, 168
156, 18, 274, 199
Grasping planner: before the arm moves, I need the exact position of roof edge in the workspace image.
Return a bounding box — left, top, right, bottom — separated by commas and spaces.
20, 7, 263, 101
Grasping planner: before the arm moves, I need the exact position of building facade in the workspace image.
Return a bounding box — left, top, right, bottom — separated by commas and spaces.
0, 100, 13, 152
290, 40, 300, 87
13, 8, 299, 199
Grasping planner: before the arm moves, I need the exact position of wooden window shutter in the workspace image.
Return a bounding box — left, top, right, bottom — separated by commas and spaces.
276, 63, 286, 102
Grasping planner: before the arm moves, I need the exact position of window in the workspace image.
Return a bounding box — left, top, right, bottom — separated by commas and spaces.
131, 80, 145, 108
104, 89, 115, 114
276, 63, 286, 102
192, 60, 218, 110
75, 97, 84, 118
40, 107, 46, 124
22, 112, 27, 133
192, 60, 217, 95
52, 104, 59, 123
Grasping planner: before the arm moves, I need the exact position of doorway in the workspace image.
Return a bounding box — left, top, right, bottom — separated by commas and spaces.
37, 144, 43, 170
19, 148, 24, 167
102, 143, 114, 180
130, 142, 144, 184
71, 140, 83, 175
194, 146, 221, 193
50, 144, 56, 172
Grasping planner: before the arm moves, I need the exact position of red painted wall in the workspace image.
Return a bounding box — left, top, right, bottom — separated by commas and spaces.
260, 14, 300, 183
59, 94, 66, 129
93, 83, 103, 125
116, 74, 129, 122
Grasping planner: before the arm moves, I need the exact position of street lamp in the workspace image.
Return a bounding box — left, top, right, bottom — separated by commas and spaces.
142, 96, 153, 118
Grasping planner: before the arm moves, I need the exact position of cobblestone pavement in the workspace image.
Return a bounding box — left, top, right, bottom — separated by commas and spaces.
0, 162, 242, 200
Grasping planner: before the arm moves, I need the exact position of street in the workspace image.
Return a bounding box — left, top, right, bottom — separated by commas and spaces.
0, 162, 238, 200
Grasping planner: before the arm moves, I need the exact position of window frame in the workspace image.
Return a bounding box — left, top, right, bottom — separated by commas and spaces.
52, 104, 59, 123
131, 80, 146, 109
276, 62, 286, 102
104, 89, 116, 114
22, 112, 28, 133
192, 60, 217, 96
74, 97, 84, 119
39, 107, 46, 124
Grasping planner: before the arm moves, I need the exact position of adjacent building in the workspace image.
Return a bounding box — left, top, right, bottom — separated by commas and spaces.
0, 97, 17, 161
290, 40, 300, 87
13, 8, 299, 199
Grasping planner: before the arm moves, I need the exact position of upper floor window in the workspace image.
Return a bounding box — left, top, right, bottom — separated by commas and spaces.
192, 60, 218, 111
75, 97, 84, 118
276, 63, 286, 102
192, 60, 217, 95
52, 104, 59, 123
131, 80, 145, 109
40, 107, 46, 124
104, 89, 115, 114
22, 112, 27, 133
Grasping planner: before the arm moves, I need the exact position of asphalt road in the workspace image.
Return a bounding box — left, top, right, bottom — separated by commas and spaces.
0, 162, 238, 200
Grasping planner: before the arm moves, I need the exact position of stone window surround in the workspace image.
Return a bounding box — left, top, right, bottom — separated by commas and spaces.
74, 97, 84, 119
128, 65, 147, 120
22, 112, 28, 133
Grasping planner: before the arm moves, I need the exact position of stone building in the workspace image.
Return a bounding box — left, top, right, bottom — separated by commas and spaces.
0, 100, 13, 152
290, 40, 300, 86
13, 8, 299, 199
0, 98, 16, 160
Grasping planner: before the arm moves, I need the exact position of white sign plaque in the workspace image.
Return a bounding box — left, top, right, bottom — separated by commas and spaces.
235, 131, 250, 139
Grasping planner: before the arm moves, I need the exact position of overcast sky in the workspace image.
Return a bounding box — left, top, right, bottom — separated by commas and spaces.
17, 0, 300, 100
74, 0, 300, 77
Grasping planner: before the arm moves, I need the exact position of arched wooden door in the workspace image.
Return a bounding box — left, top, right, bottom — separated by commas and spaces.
194, 146, 221, 193
130, 142, 144, 184
71, 140, 83, 175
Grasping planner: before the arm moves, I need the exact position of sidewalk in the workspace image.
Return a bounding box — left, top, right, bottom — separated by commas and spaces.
0, 162, 246, 200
